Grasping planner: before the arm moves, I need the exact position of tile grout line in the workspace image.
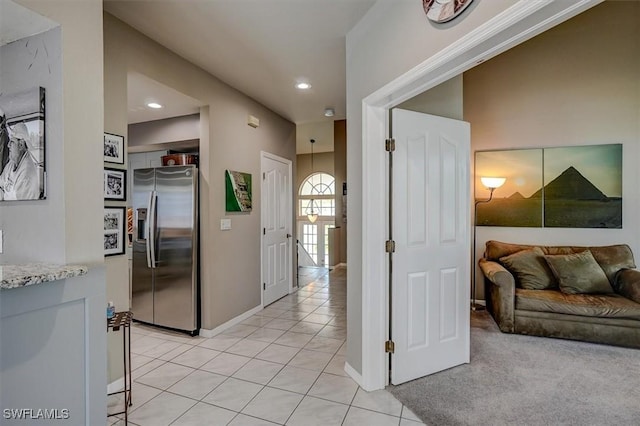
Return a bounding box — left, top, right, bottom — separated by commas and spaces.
122, 270, 406, 425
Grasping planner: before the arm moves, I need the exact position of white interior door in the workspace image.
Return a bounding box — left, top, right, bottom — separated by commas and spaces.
262, 153, 293, 306
390, 109, 470, 385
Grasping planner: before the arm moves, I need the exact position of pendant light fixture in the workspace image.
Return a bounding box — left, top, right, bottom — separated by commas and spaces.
306, 139, 319, 223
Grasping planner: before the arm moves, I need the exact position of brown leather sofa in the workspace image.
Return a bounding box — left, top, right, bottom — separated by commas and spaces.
479, 240, 640, 348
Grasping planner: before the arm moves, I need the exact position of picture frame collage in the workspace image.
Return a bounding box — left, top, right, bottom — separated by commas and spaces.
103, 132, 126, 256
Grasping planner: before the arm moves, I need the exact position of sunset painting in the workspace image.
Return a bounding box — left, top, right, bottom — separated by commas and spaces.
475, 149, 543, 227
475, 144, 622, 228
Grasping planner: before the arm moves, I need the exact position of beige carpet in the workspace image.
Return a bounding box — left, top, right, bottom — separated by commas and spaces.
388, 312, 640, 425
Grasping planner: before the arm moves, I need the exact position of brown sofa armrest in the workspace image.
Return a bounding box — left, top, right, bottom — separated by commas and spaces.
614, 269, 640, 304
479, 259, 515, 332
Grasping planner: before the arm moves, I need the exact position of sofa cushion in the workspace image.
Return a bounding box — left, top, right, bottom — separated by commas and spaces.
484, 242, 635, 285
484, 240, 575, 262
515, 289, 640, 320
544, 251, 613, 294
589, 245, 636, 285
614, 269, 640, 304
499, 247, 557, 290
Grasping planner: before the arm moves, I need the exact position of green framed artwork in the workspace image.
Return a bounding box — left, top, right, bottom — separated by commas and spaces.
225, 170, 252, 212
475, 144, 622, 228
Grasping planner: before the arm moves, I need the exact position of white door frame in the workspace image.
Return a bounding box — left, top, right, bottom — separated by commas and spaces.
260, 151, 294, 307
358, 0, 602, 391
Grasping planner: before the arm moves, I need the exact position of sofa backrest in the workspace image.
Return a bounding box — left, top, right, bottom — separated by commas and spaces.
484, 240, 636, 285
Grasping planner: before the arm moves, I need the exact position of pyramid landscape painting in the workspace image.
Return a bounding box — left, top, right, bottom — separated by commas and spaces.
476, 144, 622, 228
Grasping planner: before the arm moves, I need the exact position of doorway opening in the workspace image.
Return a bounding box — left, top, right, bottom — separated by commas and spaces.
298, 172, 336, 268
357, 1, 602, 391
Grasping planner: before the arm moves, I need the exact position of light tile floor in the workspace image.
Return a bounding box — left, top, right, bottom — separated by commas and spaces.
108, 267, 424, 426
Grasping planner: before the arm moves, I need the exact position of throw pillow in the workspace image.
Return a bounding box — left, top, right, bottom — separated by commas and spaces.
543, 250, 614, 294
499, 247, 557, 290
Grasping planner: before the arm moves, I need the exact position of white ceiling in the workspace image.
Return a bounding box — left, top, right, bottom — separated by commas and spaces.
104, 0, 376, 125
128, 72, 203, 124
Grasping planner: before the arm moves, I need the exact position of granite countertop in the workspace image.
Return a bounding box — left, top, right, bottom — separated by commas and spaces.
0, 263, 88, 290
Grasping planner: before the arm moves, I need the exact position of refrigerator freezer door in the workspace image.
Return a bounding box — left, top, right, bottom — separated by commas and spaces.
132, 168, 155, 324
153, 166, 198, 331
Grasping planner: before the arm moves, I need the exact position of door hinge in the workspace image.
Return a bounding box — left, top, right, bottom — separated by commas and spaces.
385, 340, 395, 353
263, 228, 266, 235
385, 240, 395, 253
263, 283, 266, 290
385, 138, 395, 152
263, 172, 266, 180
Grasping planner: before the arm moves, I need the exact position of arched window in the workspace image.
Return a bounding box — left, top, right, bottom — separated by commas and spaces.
298, 172, 335, 218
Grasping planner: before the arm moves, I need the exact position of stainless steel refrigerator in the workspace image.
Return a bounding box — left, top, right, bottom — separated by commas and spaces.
132, 165, 199, 335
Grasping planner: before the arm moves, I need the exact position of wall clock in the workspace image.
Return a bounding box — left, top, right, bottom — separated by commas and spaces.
423, 0, 474, 24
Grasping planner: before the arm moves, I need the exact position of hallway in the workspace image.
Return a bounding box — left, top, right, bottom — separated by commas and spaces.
108, 267, 424, 425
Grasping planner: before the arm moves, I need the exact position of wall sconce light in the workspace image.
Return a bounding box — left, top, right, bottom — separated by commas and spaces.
472, 176, 506, 311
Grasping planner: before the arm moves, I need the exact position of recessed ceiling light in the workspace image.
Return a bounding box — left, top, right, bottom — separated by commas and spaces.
295, 82, 311, 90
147, 102, 163, 109
324, 108, 335, 117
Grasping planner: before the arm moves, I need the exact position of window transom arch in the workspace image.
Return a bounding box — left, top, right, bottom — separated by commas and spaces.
298, 172, 335, 217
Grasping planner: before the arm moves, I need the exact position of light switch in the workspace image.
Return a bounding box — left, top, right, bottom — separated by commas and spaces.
220, 219, 231, 231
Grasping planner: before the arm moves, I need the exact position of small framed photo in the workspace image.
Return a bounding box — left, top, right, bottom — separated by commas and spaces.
104, 206, 125, 256
104, 132, 124, 164
104, 168, 127, 201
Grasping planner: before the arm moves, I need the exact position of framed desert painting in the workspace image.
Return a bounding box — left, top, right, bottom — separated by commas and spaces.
475, 144, 622, 229
543, 144, 622, 228
475, 149, 543, 227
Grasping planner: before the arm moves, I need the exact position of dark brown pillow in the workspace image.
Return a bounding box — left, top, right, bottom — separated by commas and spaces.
500, 247, 556, 290
544, 250, 613, 294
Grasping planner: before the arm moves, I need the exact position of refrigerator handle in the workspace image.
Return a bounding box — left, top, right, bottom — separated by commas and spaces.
147, 191, 157, 269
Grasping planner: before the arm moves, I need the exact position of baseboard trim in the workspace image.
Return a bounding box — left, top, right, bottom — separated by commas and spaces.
344, 361, 364, 388
199, 305, 262, 338
107, 377, 124, 394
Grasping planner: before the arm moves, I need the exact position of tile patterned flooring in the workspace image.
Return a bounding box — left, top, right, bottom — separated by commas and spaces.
108, 267, 425, 426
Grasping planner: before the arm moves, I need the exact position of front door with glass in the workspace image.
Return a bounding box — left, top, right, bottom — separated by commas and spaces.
298, 172, 336, 268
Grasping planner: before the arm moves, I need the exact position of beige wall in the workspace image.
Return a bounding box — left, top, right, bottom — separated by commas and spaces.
296, 152, 335, 191
103, 10, 130, 383
0, 28, 65, 264
104, 13, 296, 342
9, 0, 107, 386
334, 120, 347, 263
3, 0, 104, 266
397, 75, 463, 120
464, 1, 640, 300
345, 0, 517, 376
